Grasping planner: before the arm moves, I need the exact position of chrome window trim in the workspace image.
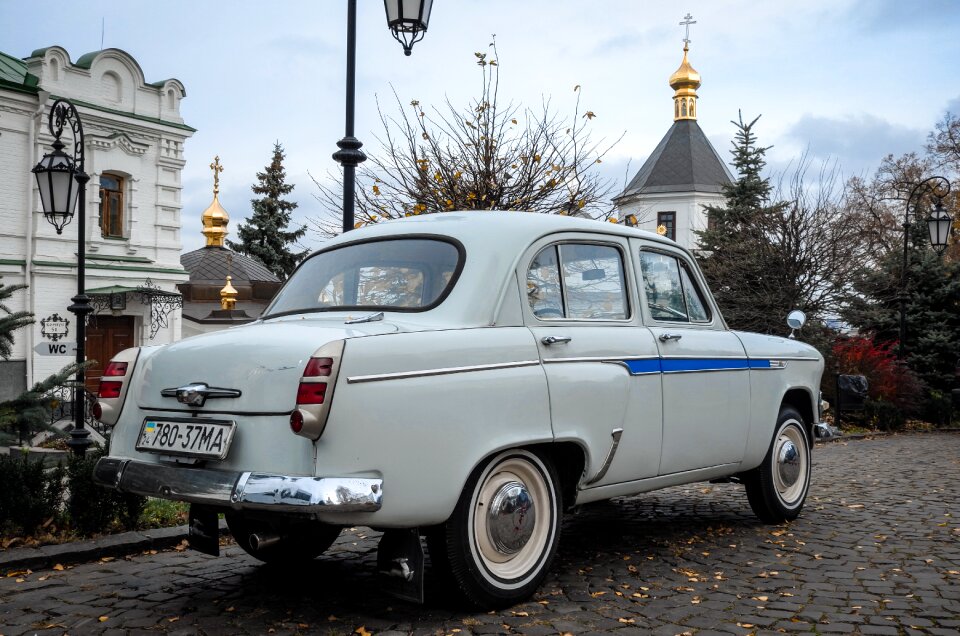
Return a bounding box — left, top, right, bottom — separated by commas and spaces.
346, 360, 541, 384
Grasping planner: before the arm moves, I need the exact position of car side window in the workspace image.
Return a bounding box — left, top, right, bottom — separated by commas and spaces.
638, 251, 711, 323
527, 243, 628, 320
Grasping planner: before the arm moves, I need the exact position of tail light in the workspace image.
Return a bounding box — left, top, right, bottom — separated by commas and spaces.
95, 348, 140, 425
291, 340, 344, 439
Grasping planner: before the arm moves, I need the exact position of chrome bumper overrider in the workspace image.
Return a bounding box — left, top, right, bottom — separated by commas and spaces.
93, 457, 382, 513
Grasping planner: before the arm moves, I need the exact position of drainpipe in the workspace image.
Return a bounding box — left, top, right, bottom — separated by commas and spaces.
24, 90, 51, 389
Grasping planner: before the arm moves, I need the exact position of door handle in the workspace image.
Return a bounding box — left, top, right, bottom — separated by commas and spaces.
541, 335, 572, 346
658, 333, 683, 342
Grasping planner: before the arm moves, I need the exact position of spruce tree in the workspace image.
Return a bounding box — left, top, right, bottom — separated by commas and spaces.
695, 113, 789, 334
227, 143, 307, 279
0, 277, 82, 445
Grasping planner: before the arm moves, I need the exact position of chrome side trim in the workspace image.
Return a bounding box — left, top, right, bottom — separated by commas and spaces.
92, 457, 383, 513
602, 360, 660, 375
346, 360, 540, 384
584, 428, 624, 486
546, 356, 658, 364
663, 367, 750, 374
745, 360, 788, 371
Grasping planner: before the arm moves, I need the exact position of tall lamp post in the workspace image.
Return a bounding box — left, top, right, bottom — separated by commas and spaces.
898, 175, 954, 362
32, 99, 93, 457
334, 0, 432, 234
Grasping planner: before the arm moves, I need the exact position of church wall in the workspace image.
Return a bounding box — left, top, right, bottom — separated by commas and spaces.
618, 191, 725, 250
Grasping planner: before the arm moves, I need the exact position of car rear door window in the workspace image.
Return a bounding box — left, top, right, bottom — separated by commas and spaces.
527, 243, 629, 320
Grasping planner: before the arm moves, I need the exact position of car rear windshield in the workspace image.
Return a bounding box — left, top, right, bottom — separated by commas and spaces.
264, 238, 463, 317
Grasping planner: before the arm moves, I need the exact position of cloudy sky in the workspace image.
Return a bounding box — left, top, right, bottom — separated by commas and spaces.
3, 0, 959, 252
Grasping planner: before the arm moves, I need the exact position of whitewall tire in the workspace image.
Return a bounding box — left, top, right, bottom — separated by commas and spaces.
745, 406, 812, 523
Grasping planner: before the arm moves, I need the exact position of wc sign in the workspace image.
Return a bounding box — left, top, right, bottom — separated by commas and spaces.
35, 341, 77, 356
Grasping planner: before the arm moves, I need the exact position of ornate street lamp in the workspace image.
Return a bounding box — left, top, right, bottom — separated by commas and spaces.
333, 0, 433, 234
926, 198, 953, 254
384, 0, 433, 56
898, 176, 953, 361
32, 99, 93, 456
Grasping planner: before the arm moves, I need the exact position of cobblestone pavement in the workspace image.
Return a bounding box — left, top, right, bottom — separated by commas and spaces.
2, 433, 958, 636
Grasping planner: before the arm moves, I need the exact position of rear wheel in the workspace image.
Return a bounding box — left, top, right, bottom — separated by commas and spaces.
744, 406, 811, 523
225, 513, 341, 564
427, 449, 562, 608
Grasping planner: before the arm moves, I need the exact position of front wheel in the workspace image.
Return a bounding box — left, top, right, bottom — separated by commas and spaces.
427, 449, 562, 608
744, 406, 811, 523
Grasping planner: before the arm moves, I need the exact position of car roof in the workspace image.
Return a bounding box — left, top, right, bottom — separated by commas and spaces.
317, 210, 682, 255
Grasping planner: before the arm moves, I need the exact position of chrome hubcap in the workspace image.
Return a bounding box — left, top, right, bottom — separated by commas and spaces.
777, 440, 800, 487
486, 481, 536, 554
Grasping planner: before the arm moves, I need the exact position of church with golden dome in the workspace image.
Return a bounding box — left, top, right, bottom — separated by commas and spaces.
178, 157, 281, 337
614, 15, 733, 248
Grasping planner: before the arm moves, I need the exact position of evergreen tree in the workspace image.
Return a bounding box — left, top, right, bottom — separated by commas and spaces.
0, 277, 83, 445
695, 113, 789, 334
227, 143, 307, 279
843, 221, 960, 395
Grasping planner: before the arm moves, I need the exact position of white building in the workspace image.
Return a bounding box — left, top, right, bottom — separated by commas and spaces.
614, 41, 732, 248
0, 46, 194, 400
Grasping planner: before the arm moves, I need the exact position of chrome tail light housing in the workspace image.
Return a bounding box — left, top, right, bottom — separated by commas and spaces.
94, 347, 141, 426
291, 339, 345, 440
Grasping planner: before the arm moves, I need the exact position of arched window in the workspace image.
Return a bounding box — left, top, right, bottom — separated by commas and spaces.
681, 101, 687, 117
101, 71, 122, 103
167, 88, 176, 110
689, 99, 695, 117
675, 101, 680, 118
99, 174, 124, 238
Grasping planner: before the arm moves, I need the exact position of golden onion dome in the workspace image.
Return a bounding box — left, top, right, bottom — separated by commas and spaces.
669, 44, 701, 92
201, 193, 229, 247
201, 156, 229, 247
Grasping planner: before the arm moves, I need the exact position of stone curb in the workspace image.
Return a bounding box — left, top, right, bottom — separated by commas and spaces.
2, 429, 957, 574
0, 520, 227, 575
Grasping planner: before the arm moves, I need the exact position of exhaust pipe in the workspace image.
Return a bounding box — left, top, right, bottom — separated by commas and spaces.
250, 533, 281, 551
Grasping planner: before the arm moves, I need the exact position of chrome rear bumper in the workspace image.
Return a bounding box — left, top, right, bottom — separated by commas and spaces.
93, 457, 382, 513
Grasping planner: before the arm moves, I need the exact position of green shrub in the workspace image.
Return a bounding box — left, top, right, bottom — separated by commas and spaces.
66, 446, 145, 535
0, 452, 66, 534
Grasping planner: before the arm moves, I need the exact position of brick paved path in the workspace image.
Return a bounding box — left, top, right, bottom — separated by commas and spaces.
2, 433, 958, 635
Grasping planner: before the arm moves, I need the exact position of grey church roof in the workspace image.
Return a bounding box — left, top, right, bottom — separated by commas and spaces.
180, 246, 279, 284
618, 119, 733, 198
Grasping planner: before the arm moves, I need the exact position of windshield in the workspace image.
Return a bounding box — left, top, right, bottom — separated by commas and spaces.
264, 238, 463, 317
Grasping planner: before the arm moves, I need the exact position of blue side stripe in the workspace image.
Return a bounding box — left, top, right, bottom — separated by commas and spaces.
622, 358, 772, 375
624, 359, 662, 374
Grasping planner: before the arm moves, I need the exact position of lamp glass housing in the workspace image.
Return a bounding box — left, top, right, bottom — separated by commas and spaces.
32, 144, 80, 234
384, 0, 432, 54
926, 201, 952, 253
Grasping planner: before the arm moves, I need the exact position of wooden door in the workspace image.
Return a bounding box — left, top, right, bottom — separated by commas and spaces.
85, 316, 136, 391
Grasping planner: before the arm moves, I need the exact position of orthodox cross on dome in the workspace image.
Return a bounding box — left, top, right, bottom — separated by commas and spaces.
679, 13, 696, 47
210, 155, 224, 195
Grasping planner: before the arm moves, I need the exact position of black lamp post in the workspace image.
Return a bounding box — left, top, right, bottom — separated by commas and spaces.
898, 175, 953, 362
333, 0, 432, 234
32, 99, 93, 457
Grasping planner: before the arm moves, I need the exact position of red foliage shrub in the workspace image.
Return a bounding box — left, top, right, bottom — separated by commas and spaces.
832, 336, 924, 412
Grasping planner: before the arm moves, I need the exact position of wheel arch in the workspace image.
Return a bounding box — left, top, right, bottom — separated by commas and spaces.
781, 388, 815, 447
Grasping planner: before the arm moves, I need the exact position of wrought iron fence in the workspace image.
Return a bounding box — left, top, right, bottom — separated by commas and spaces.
46, 384, 108, 439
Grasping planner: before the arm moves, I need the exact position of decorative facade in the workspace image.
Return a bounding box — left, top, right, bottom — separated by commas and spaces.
614, 33, 733, 249
0, 46, 194, 399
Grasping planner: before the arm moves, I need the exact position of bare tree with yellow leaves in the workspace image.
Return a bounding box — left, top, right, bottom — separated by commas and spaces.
311, 39, 622, 237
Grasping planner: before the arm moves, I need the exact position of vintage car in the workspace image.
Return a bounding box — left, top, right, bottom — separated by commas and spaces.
93, 211, 826, 607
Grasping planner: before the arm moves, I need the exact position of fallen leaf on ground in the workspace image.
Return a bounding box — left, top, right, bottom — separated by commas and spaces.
98, 616, 109, 622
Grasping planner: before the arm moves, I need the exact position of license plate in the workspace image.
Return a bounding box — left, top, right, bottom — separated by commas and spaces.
136, 417, 235, 460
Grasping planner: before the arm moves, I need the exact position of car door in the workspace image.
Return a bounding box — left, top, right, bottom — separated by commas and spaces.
522, 233, 663, 487
631, 239, 751, 475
